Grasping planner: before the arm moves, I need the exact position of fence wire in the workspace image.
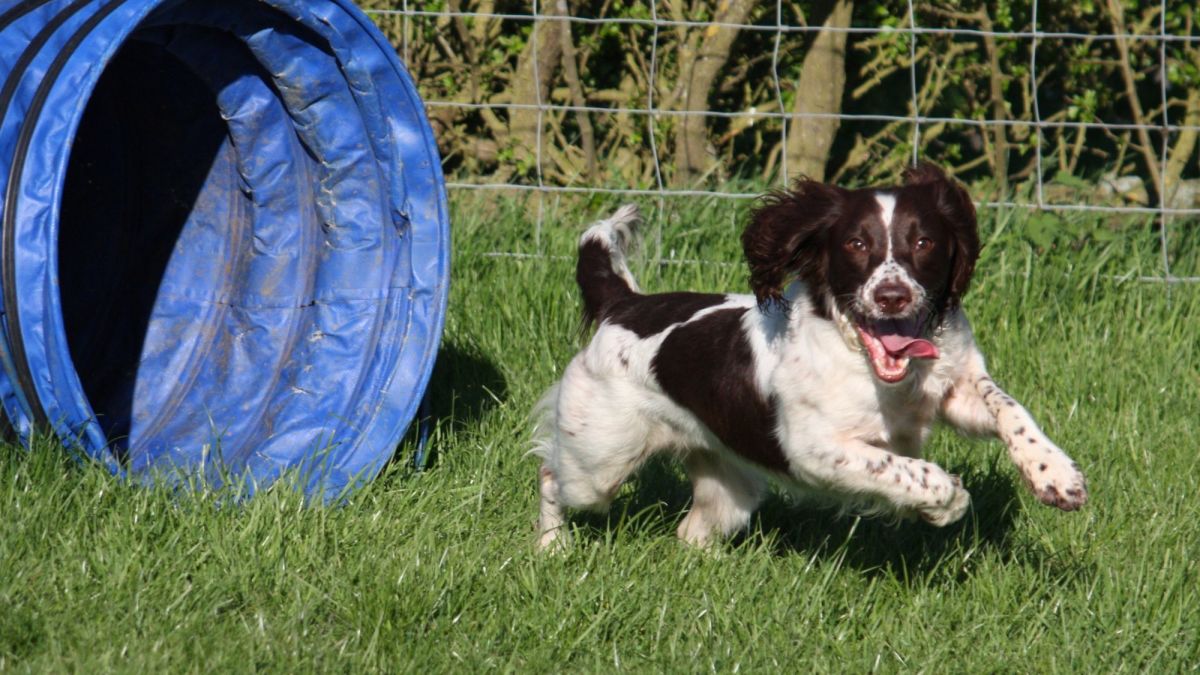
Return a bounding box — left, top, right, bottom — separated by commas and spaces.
364, 2, 1199, 283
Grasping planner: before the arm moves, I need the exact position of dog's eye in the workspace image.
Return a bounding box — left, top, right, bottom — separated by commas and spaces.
845, 238, 867, 252
915, 237, 934, 251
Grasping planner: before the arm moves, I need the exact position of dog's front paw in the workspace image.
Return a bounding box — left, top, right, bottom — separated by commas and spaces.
917, 474, 971, 527
1024, 447, 1088, 511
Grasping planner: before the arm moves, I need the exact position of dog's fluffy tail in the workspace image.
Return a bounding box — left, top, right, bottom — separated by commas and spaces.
576, 204, 642, 330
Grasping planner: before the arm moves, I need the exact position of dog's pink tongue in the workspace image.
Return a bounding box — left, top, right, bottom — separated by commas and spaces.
879, 334, 939, 359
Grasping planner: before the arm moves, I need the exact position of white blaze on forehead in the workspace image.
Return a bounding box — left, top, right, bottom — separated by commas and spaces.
857, 191, 924, 318
874, 192, 897, 259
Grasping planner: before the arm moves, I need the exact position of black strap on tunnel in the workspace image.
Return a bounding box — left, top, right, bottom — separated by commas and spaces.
1, 0, 128, 430
0, 0, 53, 32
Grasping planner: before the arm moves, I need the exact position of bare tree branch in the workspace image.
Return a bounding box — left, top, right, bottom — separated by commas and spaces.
555, 0, 598, 180
1105, 0, 1164, 204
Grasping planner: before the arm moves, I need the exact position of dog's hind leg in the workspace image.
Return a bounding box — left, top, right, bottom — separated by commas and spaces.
677, 451, 766, 547
533, 385, 658, 550
537, 463, 568, 550
535, 436, 653, 551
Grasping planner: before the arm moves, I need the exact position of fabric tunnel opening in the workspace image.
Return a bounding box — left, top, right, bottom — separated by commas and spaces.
1, 0, 450, 499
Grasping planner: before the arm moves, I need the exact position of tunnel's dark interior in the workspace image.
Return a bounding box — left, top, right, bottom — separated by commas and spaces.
59, 38, 226, 450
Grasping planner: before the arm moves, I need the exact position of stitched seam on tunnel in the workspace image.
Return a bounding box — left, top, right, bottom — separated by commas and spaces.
228, 94, 327, 475
270, 0, 410, 486
293, 0, 449, 486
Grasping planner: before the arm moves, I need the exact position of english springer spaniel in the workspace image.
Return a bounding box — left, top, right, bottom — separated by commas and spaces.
532, 164, 1087, 549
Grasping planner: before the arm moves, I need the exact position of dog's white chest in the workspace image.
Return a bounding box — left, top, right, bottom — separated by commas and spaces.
769, 324, 946, 457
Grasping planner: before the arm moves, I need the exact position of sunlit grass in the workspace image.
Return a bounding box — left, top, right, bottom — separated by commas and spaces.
2, 191, 1198, 671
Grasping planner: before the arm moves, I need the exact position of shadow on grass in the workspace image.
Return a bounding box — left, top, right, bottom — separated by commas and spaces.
569, 455, 1088, 584
391, 339, 509, 470
751, 462, 1024, 582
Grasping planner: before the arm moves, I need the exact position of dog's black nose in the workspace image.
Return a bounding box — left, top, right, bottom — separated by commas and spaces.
874, 283, 912, 314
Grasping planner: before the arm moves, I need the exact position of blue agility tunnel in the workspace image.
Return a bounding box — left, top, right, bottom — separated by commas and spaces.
0, 0, 449, 497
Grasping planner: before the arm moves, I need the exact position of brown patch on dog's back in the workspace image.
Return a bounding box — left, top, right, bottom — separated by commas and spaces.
650, 308, 790, 473
603, 292, 728, 338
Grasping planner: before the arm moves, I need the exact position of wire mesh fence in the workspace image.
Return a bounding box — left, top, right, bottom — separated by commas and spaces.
362, 1, 1200, 281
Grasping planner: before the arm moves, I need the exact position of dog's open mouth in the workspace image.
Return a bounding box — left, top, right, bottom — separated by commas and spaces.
854, 314, 939, 383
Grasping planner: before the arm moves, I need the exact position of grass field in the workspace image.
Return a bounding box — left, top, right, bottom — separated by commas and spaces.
2, 191, 1199, 671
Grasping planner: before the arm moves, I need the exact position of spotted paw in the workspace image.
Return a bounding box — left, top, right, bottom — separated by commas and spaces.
1029, 461, 1088, 511
917, 474, 971, 526
1017, 438, 1088, 512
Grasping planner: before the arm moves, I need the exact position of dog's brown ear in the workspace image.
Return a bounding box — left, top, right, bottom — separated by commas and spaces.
743, 180, 844, 308
902, 161, 949, 186
905, 162, 980, 308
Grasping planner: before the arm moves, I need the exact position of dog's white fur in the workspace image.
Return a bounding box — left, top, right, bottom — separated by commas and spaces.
532, 204, 1087, 549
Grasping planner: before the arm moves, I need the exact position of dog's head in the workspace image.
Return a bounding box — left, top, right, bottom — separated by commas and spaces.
743, 163, 980, 384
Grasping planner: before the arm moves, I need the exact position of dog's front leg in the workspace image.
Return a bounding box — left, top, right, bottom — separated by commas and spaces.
788, 438, 971, 526
940, 351, 1088, 511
